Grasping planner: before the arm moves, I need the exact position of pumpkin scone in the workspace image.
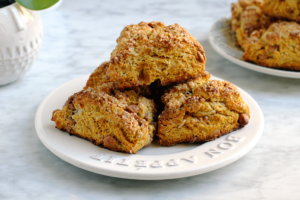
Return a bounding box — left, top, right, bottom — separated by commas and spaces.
51, 86, 157, 154
84, 61, 111, 89
243, 21, 300, 71
84, 61, 152, 96
106, 21, 206, 88
262, 0, 300, 23
157, 72, 250, 146
231, 0, 273, 49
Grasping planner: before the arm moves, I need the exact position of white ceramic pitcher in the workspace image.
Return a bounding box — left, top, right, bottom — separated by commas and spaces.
0, 2, 43, 85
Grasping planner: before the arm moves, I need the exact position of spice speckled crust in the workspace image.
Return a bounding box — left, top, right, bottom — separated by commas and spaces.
84, 61, 152, 96
231, 0, 272, 49
243, 21, 300, 71
263, 0, 300, 23
107, 21, 206, 87
84, 61, 111, 89
51, 86, 157, 154
157, 75, 250, 146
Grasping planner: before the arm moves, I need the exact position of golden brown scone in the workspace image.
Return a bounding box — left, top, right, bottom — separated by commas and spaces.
243, 21, 300, 70
84, 61, 110, 89
106, 21, 206, 88
84, 61, 152, 96
263, 0, 300, 22
157, 73, 250, 146
231, 0, 272, 49
51, 86, 157, 154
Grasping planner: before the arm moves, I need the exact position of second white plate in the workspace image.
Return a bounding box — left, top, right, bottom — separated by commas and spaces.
209, 16, 300, 79
35, 75, 264, 180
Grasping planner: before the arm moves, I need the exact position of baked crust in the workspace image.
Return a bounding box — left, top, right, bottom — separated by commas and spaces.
157, 75, 250, 146
84, 61, 111, 89
84, 61, 152, 96
106, 21, 206, 88
51, 86, 157, 153
243, 21, 300, 70
231, 0, 272, 49
263, 0, 300, 22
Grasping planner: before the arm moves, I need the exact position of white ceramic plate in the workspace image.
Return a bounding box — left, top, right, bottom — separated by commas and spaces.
35, 75, 264, 180
209, 16, 300, 79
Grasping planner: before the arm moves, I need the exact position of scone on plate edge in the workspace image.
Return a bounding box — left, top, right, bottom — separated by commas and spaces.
243, 21, 300, 71
51, 86, 157, 154
231, 0, 273, 49
106, 21, 206, 88
262, 0, 300, 23
157, 72, 250, 146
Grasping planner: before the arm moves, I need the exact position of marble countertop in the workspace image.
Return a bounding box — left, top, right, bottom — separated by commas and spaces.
1, 0, 300, 199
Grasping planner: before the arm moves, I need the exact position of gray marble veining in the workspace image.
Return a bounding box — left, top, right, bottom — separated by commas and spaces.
1, 0, 300, 199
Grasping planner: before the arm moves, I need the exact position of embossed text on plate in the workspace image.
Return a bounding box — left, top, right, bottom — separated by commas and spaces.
151, 160, 163, 168
218, 142, 235, 150
167, 159, 180, 166
226, 135, 245, 142
205, 149, 223, 158
105, 156, 117, 163
135, 160, 149, 168
117, 159, 131, 166
90, 153, 106, 161
181, 156, 197, 163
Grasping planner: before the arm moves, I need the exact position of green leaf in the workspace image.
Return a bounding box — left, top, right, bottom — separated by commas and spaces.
15, 0, 59, 10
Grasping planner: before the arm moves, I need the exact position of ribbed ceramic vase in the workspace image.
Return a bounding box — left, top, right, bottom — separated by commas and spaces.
0, 2, 43, 85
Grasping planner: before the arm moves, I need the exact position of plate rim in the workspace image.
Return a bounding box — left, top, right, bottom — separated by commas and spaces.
208, 16, 300, 79
35, 75, 264, 180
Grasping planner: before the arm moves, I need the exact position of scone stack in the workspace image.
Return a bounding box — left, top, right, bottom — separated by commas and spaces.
231, 0, 300, 71
52, 21, 250, 153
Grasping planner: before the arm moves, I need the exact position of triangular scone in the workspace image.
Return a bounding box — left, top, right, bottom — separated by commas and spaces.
84, 61, 111, 89
262, 0, 300, 23
51, 86, 157, 153
106, 21, 206, 88
231, 0, 272, 49
84, 61, 152, 95
243, 21, 300, 71
157, 74, 250, 146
